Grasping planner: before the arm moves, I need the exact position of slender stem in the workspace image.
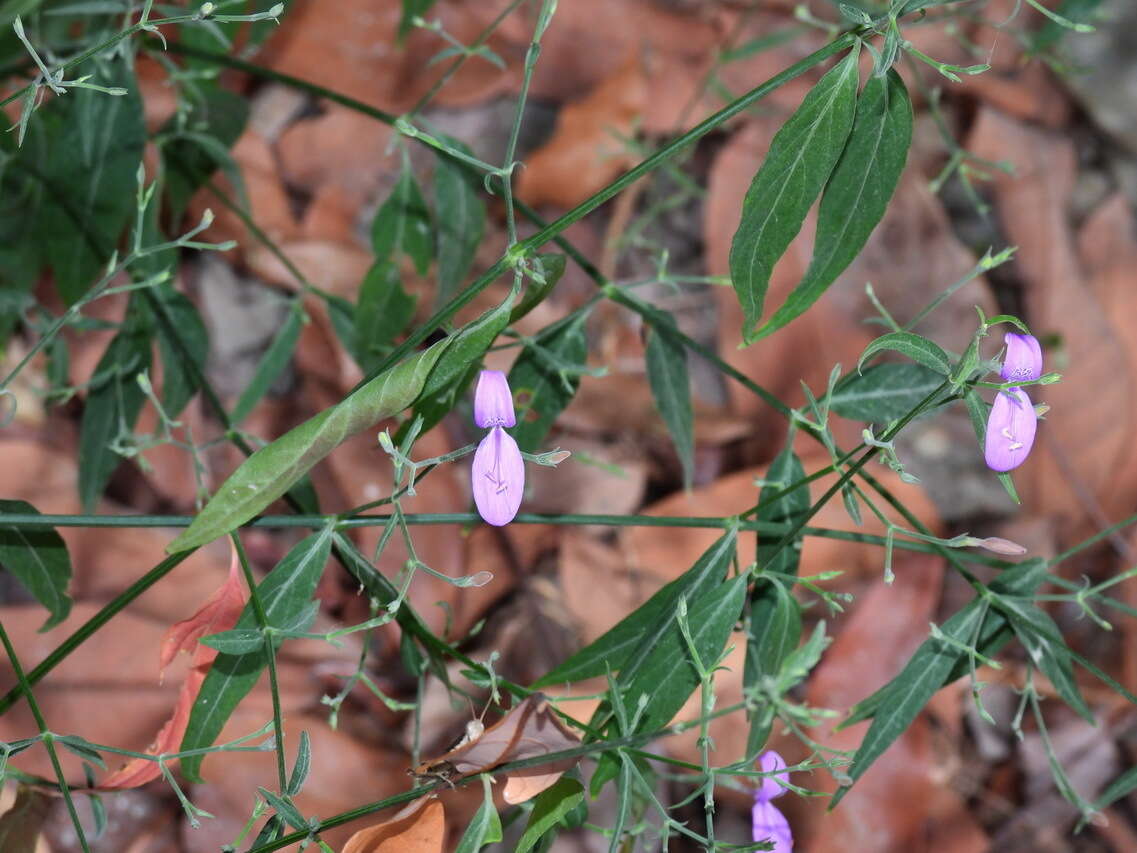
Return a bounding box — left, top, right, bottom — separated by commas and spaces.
230, 534, 288, 792
0, 550, 195, 716
0, 620, 91, 853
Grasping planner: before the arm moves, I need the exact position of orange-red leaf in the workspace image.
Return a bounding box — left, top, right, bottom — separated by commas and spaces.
341, 798, 445, 853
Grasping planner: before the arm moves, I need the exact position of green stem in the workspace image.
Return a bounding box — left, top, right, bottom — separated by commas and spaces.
0, 550, 195, 716
0, 620, 91, 853
230, 534, 288, 793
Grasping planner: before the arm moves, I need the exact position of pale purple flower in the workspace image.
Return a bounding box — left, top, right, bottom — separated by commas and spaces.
472, 370, 524, 526
1000, 332, 1043, 383
753, 751, 793, 852
984, 386, 1037, 472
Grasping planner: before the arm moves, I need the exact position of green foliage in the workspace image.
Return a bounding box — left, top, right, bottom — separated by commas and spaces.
372, 163, 434, 275
516, 778, 585, 853
730, 48, 859, 344
830, 362, 944, 422
0, 500, 73, 630
353, 261, 417, 374
509, 313, 588, 453
644, 311, 695, 488
179, 528, 334, 781
434, 140, 486, 306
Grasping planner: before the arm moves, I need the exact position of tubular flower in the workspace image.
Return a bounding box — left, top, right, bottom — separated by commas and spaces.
984, 333, 1042, 473
752, 751, 793, 852
1000, 332, 1043, 383
472, 370, 524, 526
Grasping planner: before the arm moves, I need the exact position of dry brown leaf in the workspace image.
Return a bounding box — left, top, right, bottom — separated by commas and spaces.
341, 799, 445, 853
100, 551, 246, 790
276, 104, 395, 200
244, 239, 373, 300
412, 693, 580, 787
517, 50, 647, 209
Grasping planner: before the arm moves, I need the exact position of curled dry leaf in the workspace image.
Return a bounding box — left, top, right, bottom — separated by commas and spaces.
342, 798, 445, 853
412, 693, 581, 802
99, 549, 247, 790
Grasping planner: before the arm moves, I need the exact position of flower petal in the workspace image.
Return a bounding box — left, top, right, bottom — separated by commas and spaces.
472, 427, 524, 526
1000, 333, 1042, 383
751, 799, 794, 851
474, 370, 516, 428
757, 750, 790, 801
984, 387, 1037, 472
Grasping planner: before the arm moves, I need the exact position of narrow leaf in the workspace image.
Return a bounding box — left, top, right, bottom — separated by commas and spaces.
516, 778, 584, 853
829, 363, 943, 422
752, 69, 912, 338
729, 47, 860, 344
454, 776, 503, 853
230, 300, 303, 426
354, 261, 416, 373
434, 140, 485, 306
534, 530, 737, 687
151, 287, 209, 417
856, 331, 952, 376
509, 314, 588, 454
372, 164, 433, 275
0, 500, 72, 630
179, 528, 333, 781
645, 313, 695, 488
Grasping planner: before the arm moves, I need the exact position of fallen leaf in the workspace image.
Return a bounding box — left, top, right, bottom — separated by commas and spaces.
341, 798, 445, 853
412, 693, 580, 787
99, 550, 247, 789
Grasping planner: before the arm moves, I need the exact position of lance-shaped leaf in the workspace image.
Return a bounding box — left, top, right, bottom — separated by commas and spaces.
829, 363, 944, 423
168, 294, 513, 552
354, 260, 417, 373
729, 47, 860, 344
833, 558, 1048, 805
179, 528, 332, 781
645, 311, 694, 489
454, 776, 503, 852
0, 500, 72, 631
751, 70, 912, 339
434, 139, 485, 306
372, 163, 433, 275
534, 530, 737, 686
508, 312, 588, 454
856, 331, 952, 376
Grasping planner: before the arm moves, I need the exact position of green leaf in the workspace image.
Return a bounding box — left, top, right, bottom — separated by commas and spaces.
729, 47, 860, 344
286, 731, 311, 796
856, 331, 952, 376
829, 363, 944, 422
509, 313, 589, 454
230, 299, 304, 426
0, 500, 73, 631
169, 291, 514, 552
0, 786, 50, 852
534, 530, 737, 687
516, 778, 584, 853
755, 447, 808, 576
752, 70, 912, 339
151, 287, 209, 417
180, 527, 333, 781
199, 628, 265, 654
617, 573, 749, 735
996, 597, 1093, 723
834, 559, 1048, 804
745, 579, 801, 756
371, 164, 433, 275
454, 776, 503, 853
161, 87, 250, 222
78, 313, 152, 512
258, 788, 307, 831
353, 260, 416, 374
0, 55, 144, 306
645, 313, 694, 488
434, 141, 485, 306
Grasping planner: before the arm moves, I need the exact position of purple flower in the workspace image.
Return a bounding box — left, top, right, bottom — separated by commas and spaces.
984, 386, 1037, 472
472, 370, 524, 526
1000, 333, 1043, 383
753, 751, 793, 851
